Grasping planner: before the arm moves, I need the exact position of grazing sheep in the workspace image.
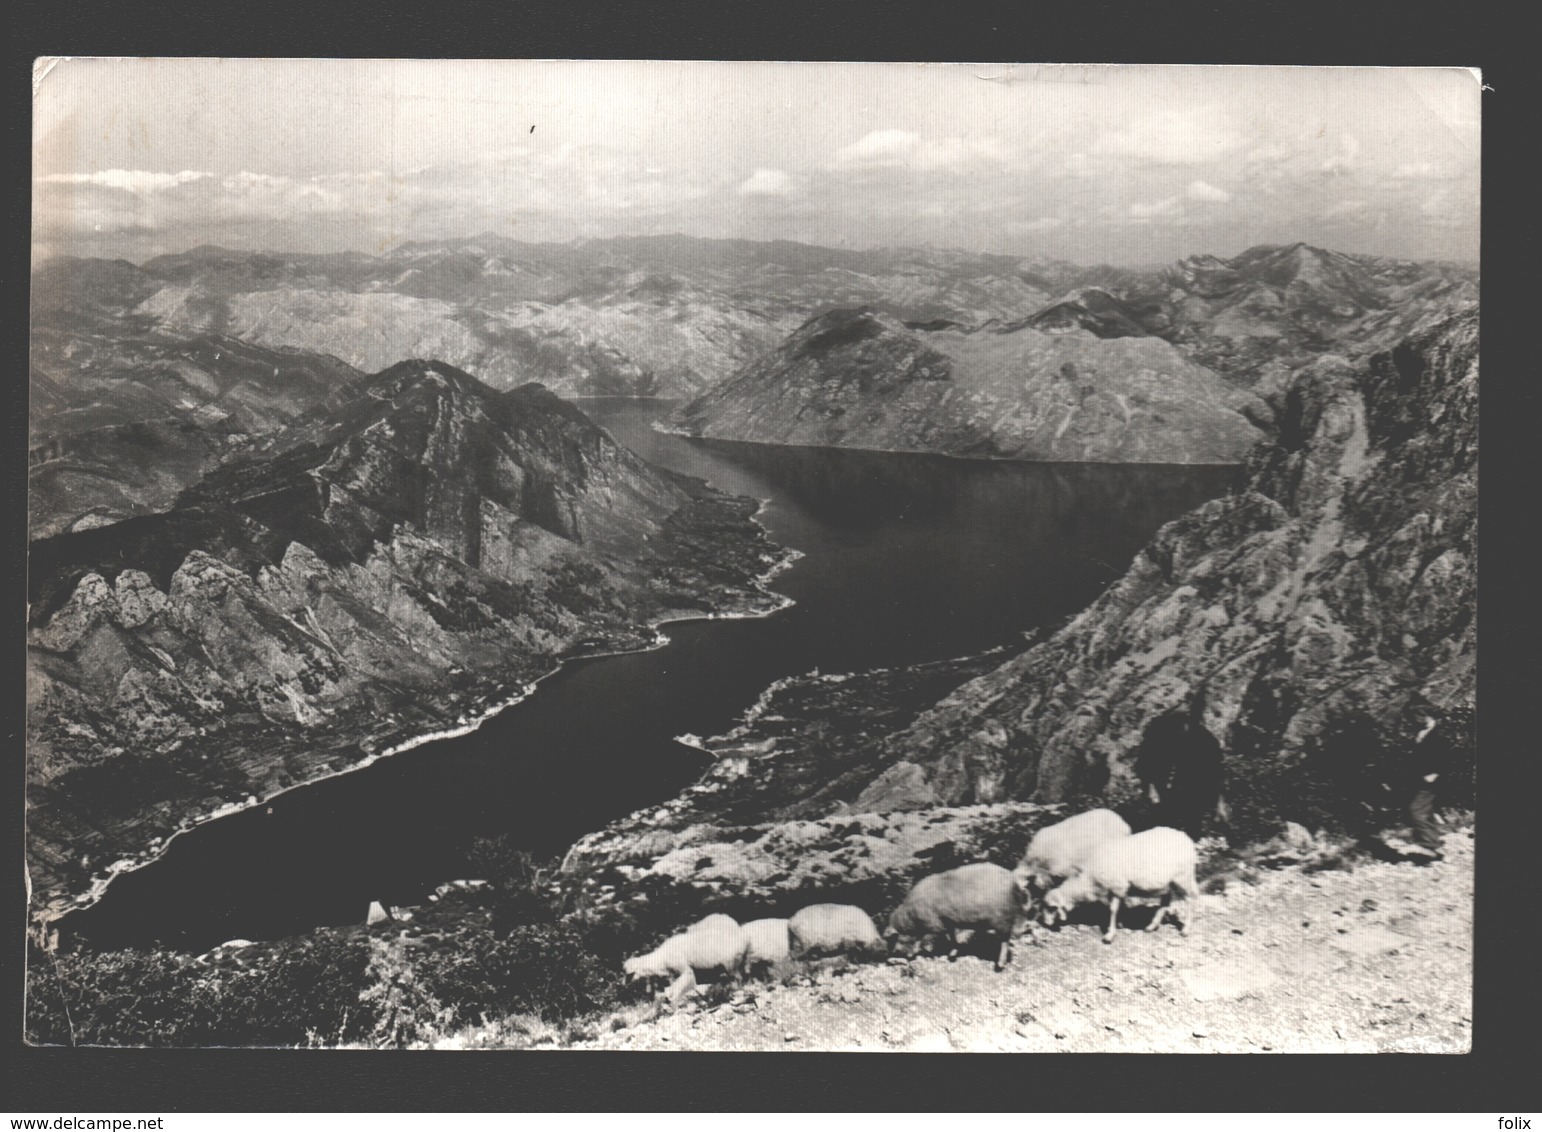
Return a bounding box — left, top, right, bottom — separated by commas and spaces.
885, 862, 1030, 972
787, 903, 886, 962
622, 913, 750, 1003
740, 918, 794, 979
1042, 826, 1199, 944
688, 913, 742, 937
1013, 808, 1133, 896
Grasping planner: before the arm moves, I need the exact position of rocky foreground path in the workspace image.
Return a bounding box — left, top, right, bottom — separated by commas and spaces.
554, 829, 1473, 1053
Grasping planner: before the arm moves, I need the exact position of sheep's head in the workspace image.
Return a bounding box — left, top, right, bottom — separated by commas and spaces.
883, 925, 922, 959
622, 955, 658, 981
1041, 883, 1080, 924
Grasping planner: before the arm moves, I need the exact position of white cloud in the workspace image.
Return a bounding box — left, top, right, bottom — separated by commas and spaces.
1063, 153, 1094, 177
1128, 195, 1184, 219
832, 129, 921, 168
1123, 181, 1229, 221
41, 169, 212, 192
830, 129, 1007, 173
1320, 132, 1360, 174
737, 168, 799, 196
1186, 179, 1231, 203
1006, 217, 1063, 233
1243, 141, 1294, 164
35, 167, 393, 240
1322, 199, 1369, 219
1420, 190, 1451, 216
1090, 106, 1245, 166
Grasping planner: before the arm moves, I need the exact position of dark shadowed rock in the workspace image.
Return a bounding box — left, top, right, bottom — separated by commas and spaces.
1021, 287, 1157, 339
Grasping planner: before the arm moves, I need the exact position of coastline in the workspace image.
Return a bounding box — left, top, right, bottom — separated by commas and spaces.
33, 504, 805, 929
652, 418, 1251, 467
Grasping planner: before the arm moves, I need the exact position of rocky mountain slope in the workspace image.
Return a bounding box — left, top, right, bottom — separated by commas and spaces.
668, 308, 1267, 463
842, 304, 1477, 824
569, 303, 1476, 892
25, 362, 792, 916
1122, 243, 1478, 392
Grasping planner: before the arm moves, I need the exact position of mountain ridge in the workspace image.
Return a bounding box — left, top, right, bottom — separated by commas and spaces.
36, 238, 1473, 408
26, 361, 793, 915
669, 307, 1268, 463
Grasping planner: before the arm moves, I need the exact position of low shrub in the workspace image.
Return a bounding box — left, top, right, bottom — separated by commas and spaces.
24, 932, 377, 1047
415, 920, 626, 1024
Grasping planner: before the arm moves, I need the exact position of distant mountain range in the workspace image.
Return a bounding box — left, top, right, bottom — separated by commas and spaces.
81, 236, 1070, 401
31, 237, 1475, 533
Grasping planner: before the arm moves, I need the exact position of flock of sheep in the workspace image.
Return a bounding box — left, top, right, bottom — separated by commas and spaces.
623, 809, 1202, 1003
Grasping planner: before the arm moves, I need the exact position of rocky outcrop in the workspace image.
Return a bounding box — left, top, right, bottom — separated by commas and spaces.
670, 308, 1266, 463
26, 362, 792, 913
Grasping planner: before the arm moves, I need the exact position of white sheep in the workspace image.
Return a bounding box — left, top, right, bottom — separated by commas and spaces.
1042, 826, 1199, 944
1013, 808, 1133, 896
622, 912, 750, 1003
885, 862, 1029, 971
787, 903, 886, 962
689, 912, 742, 936
740, 918, 794, 979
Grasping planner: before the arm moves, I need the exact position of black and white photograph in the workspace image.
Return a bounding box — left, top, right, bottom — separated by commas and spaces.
25, 59, 1478, 1053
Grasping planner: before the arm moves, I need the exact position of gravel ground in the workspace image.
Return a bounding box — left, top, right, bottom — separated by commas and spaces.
557, 827, 1473, 1053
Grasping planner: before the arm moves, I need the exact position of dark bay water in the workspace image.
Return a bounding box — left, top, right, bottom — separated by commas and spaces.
64, 400, 1239, 952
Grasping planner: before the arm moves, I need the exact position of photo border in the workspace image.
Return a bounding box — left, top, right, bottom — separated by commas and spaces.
7, 0, 1520, 1113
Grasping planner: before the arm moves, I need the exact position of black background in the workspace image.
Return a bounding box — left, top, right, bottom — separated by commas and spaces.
6, 0, 1528, 1113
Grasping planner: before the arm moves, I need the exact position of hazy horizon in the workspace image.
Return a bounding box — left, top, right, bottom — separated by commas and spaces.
34, 60, 1480, 267
32, 230, 1480, 274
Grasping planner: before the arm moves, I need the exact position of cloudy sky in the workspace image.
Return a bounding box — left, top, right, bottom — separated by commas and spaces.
33, 60, 1480, 266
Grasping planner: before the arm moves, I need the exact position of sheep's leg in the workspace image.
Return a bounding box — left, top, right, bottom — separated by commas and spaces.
947, 929, 959, 962
1103, 896, 1122, 944
1177, 878, 1197, 936
1145, 896, 1169, 932
995, 936, 1011, 972
665, 969, 695, 1005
